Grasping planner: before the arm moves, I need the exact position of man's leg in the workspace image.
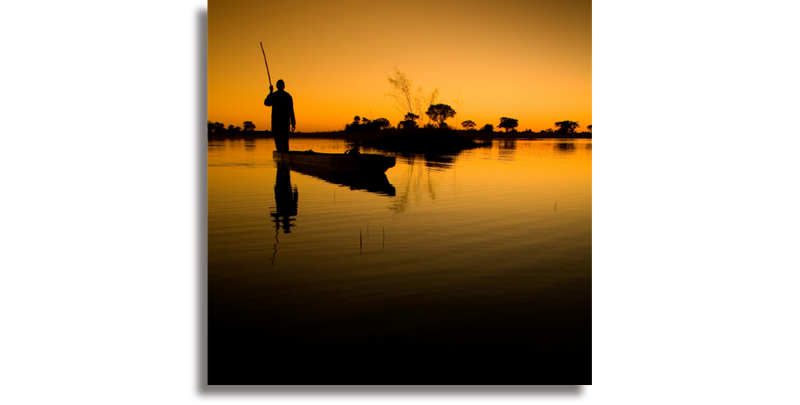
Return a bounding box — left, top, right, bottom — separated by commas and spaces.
281, 135, 289, 153
273, 130, 283, 152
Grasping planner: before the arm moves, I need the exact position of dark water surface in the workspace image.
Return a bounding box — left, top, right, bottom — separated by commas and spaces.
208, 138, 591, 384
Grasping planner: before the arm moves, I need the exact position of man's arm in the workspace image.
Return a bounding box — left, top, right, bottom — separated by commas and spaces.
289, 95, 296, 131
264, 85, 274, 106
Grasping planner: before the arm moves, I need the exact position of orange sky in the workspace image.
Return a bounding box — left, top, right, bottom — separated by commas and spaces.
208, 0, 591, 133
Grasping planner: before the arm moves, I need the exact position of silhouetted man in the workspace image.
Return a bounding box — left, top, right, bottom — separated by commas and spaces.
264, 79, 296, 153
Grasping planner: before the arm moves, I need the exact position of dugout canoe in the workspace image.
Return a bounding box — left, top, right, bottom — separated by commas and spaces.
273, 150, 396, 174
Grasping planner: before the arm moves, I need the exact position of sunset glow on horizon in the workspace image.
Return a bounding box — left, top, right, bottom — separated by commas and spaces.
209, 0, 591, 133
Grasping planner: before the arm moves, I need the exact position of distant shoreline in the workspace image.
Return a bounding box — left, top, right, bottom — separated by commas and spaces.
207, 130, 592, 141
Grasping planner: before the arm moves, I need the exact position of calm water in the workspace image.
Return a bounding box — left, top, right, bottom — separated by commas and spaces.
208, 137, 592, 384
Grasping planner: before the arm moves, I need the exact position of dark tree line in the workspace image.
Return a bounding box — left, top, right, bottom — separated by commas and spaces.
452, 118, 591, 134
390, 103, 457, 131
344, 110, 463, 131
208, 121, 257, 132
383, 69, 590, 136
345, 116, 391, 132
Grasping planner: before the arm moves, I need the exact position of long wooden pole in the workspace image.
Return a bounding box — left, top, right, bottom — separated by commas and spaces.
260, 42, 272, 87
261, 42, 285, 157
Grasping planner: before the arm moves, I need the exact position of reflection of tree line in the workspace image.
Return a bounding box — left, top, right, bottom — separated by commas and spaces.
387, 141, 591, 213
498, 139, 517, 161
496, 140, 592, 158
555, 142, 576, 153
389, 155, 445, 215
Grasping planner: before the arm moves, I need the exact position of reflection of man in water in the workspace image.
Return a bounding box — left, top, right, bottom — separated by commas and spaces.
270, 168, 298, 266
264, 79, 296, 153
272, 168, 298, 233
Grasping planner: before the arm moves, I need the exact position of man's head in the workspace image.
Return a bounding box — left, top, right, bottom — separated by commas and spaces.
276, 79, 285, 90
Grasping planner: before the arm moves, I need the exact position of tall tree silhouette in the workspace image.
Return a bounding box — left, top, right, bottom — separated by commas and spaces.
555, 120, 580, 133
425, 104, 456, 128
385, 67, 440, 128
373, 118, 391, 130
400, 112, 419, 130
385, 68, 414, 118
498, 117, 519, 132
423, 88, 440, 125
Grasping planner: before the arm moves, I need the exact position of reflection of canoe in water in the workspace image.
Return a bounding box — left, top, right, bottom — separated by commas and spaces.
283, 165, 395, 196
273, 151, 396, 174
